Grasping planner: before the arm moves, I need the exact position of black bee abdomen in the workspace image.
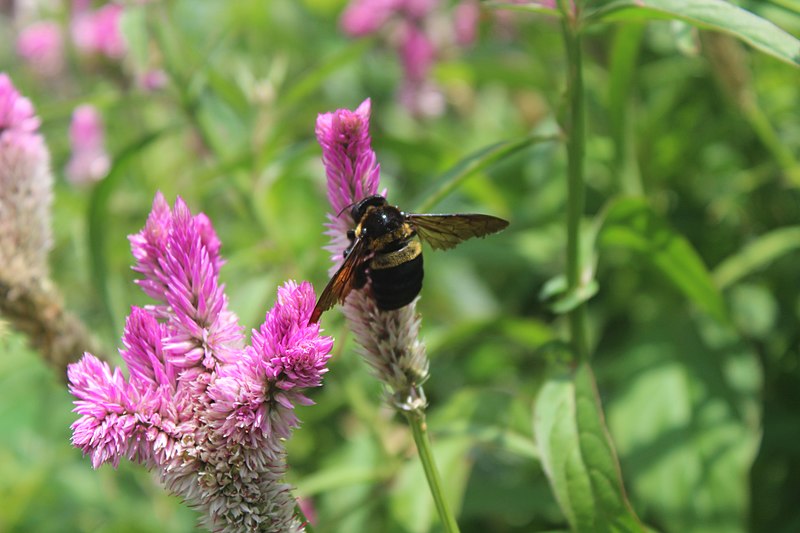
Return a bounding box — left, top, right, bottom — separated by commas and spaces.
369, 249, 424, 311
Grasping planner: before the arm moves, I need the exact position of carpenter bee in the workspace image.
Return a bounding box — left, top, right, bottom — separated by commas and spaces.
309, 194, 509, 324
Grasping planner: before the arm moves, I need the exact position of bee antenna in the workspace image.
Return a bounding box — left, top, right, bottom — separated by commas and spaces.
337, 201, 358, 218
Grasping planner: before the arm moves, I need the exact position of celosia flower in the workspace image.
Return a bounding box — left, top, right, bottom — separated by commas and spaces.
0, 73, 99, 375
453, 0, 480, 46
0, 72, 52, 285
137, 69, 168, 91
340, 0, 445, 116
71, 3, 126, 59
69, 193, 333, 532
16, 21, 64, 76
315, 100, 429, 412
65, 104, 110, 185
315, 98, 381, 273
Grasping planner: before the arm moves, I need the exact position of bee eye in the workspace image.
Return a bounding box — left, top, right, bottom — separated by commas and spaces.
347, 229, 355, 241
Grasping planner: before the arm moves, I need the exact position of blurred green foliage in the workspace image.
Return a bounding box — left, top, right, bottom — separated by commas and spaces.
1, 0, 800, 531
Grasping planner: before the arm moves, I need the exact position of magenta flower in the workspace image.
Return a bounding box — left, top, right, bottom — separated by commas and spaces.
68, 193, 333, 532
71, 3, 126, 59
340, 0, 445, 116
340, 0, 399, 36
65, 104, 110, 185
16, 21, 64, 76
315, 101, 428, 411
453, 0, 480, 46
315, 98, 381, 272
0, 72, 52, 284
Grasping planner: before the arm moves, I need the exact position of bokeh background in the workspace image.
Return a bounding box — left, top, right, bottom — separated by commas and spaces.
1, 1, 799, 531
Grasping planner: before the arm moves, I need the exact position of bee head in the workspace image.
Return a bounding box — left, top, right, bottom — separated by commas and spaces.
351, 195, 387, 223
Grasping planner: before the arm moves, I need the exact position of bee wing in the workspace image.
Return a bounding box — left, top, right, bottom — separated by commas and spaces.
309, 237, 369, 324
407, 213, 509, 251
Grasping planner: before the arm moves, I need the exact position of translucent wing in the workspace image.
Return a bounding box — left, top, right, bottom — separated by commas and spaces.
309, 237, 369, 324
407, 213, 509, 250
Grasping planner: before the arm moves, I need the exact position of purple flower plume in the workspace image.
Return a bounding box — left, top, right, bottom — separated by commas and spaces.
69, 193, 332, 532
66, 104, 110, 185
315, 102, 429, 412
0, 72, 52, 285
315, 98, 381, 272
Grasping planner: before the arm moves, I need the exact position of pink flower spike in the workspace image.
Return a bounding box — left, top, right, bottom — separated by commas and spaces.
315, 99, 381, 266
66, 104, 110, 185
252, 281, 333, 390
400, 22, 436, 83
454, 0, 480, 46
0, 73, 41, 140
71, 3, 126, 59
0, 73, 52, 284
16, 21, 64, 76
70, 192, 334, 531
399, 0, 440, 20
341, 0, 399, 36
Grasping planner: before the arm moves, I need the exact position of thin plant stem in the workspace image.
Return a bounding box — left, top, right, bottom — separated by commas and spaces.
559, 1, 590, 361
404, 410, 461, 533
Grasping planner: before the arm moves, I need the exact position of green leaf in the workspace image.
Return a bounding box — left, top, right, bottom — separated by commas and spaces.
713, 226, 800, 289
533, 362, 645, 532
279, 39, 374, 108
413, 134, 558, 213
608, 24, 645, 195
540, 275, 599, 314
586, 0, 800, 68
597, 197, 728, 322
602, 315, 762, 532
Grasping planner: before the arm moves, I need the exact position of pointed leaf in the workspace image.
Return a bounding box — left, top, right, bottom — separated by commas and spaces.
534, 362, 644, 532
413, 135, 558, 212
713, 226, 800, 289
587, 0, 800, 68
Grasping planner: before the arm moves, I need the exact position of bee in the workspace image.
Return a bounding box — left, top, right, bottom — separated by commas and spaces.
309, 194, 509, 324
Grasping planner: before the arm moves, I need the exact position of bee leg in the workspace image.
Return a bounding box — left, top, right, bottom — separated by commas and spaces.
353, 263, 368, 289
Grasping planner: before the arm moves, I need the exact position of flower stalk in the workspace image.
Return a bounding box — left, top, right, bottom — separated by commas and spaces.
405, 409, 461, 533
315, 99, 460, 532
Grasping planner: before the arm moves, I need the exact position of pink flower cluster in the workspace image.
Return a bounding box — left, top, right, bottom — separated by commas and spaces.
66, 104, 110, 185
68, 193, 332, 532
315, 99, 381, 271
315, 100, 429, 410
16, 22, 64, 76
0, 73, 43, 152
341, 0, 480, 116
71, 2, 127, 59
15, 1, 127, 75
0, 73, 53, 284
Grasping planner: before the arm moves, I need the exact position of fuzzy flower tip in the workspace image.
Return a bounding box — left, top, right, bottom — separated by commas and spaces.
315, 98, 381, 271
0, 72, 52, 285
68, 193, 333, 532
315, 102, 429, 412
66, 104, 110, 185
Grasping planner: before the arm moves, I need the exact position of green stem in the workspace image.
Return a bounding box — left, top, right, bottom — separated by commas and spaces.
560, 2, 590, 361
404, 410, 461, 533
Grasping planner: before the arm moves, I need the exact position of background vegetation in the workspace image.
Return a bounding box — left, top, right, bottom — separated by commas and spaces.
1, 0, 799, 531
